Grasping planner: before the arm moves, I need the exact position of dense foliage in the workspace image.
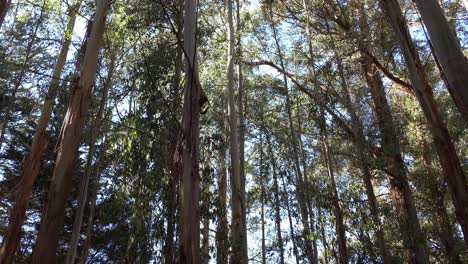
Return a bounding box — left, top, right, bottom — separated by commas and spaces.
0, 0, 467, 263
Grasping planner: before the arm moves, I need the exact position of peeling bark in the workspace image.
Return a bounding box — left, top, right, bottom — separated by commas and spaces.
31, 1, 110, 262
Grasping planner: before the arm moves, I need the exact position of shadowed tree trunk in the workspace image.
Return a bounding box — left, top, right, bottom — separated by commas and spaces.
434, 189, 463, 263
215, 134, 228, 264
0, 0, 11, 28
354, 125, 391, 264
258, 130, 266, 264
413, 0, 468, 124
419, 137, 462, 263
216, 130, 229, 264
266, 132, 285, 264
318, 206, 329, 264
381, 0, 468, 250
79, 130, 109, 264
281, 169, 300, 264
31, 1, 110, 262
317, 107, 347, 264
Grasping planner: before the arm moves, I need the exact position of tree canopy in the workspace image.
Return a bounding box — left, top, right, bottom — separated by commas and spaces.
0, 0, 467, 263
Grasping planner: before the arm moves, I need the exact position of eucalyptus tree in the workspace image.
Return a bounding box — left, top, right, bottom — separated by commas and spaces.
413, 0, 468, 124
380, 0, 468, 250
226, 0, 248, 262
176, 0, 207, 262
31, 1, 111, 262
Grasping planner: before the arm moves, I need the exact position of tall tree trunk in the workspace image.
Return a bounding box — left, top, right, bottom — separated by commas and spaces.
317, 107, 348, 264
235, 1, 248, 260
358, 215, 377, 264
0, 0, 46, 151
325, 31, 353, 264
265, 132, 285, 264
79, 132, 109, 264
434, 191, 463, 263
325, 3, 425, 261
351, 9, 391, 264
329, 14, 427, 261
381, 0, 468, 249
215, 137, 228, 264
297, 95, 319, 264
413, 0, 468, 124
268, 8, 314, 263
65, 55, 115, 264
177, 0, 202, 262
31, 1, 110, 262
419, 137, 462, 263
227, 0, 247, 262
281, 170, 300, 264
354, 132, 391, 264
318, 206, 329, 264
0, 0, 11, 29
258, 131, 266, 264
0, 2, 81, 262
361, 51, 426, 263
261, 186, 266, 264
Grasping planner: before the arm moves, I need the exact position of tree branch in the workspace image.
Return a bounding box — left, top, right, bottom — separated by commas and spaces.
242, 60, 355, 138
363, 50, 415, 97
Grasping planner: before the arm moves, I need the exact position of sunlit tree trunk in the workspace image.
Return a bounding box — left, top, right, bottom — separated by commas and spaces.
31, 1, 110, 262
0, 2, 81, 262
227, 0, 247, 262
353, 8, 393, 264
381, 0, 468, 249
66, 55, 115, 264
177, 0, 202, 262
413, 0, 468, 124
